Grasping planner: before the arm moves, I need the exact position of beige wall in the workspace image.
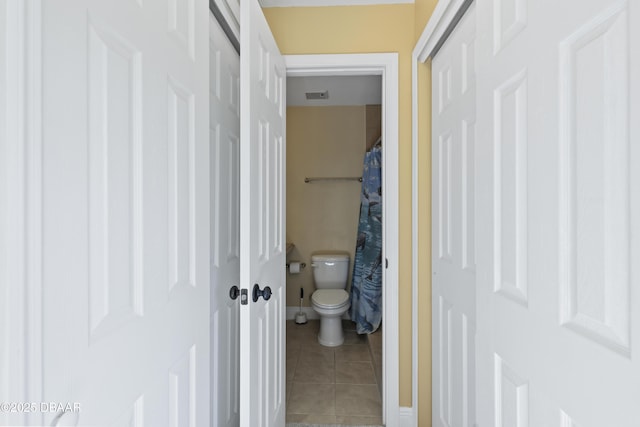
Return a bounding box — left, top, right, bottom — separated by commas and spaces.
286, 106, 366, 307
265, 1, 438, 415
417, 59, 433, 427
414, 0, 438, 424
365, 104, 382, 150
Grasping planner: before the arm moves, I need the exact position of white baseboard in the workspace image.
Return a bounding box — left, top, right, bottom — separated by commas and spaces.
398, 406, 415, 427
285, 306, 350, 321
286, 306, 319, 320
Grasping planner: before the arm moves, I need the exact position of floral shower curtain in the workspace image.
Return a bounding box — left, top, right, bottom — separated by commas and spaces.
350, 143, 383, 334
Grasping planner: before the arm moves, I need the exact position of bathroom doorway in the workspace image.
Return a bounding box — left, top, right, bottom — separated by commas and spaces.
283, 53, 400, 426
285, 75, 382, 424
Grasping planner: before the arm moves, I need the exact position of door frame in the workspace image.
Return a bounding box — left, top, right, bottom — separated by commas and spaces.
285, 52, 399, 425
411, 0, 473, 424
1, 1, 44, 425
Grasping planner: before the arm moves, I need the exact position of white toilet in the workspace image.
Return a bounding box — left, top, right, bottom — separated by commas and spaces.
310, 252, 351, 347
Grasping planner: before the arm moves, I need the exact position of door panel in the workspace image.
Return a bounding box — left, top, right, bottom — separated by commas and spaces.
41, 0, 209, 425
432, 4, 477, 427
239, 0, 286, 425
475, 0, 640, 425
210, 15, 241, 427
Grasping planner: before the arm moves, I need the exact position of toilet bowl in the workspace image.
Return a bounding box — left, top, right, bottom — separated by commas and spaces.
310, 253, 351, 347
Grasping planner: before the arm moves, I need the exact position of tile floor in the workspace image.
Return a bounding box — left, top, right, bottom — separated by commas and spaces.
286, 319, 383, 426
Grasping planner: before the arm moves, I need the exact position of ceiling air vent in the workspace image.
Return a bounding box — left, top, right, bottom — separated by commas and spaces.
305, 90, 329, 100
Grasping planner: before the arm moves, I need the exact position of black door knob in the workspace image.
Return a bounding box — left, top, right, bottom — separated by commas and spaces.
229, 285, 240, 300
252, 284, 272, 302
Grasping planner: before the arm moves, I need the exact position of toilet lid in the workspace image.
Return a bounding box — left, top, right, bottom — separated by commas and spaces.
312, 289, 350, 308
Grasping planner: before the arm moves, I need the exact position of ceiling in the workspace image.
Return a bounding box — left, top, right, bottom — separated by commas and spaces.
286, 75, 382, 107
262, 0, 412, 7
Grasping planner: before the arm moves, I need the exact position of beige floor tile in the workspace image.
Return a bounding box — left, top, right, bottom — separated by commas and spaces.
293, 358, 335, 383
287, 341, 300, 369
335, 344, 371, 362
286, 339, 302, 353
286, 316, 384, 420
288, 326, 319, 343
371, 347, 383, 364
286, 413, 337, 424
342, 329, 368, 345
335, 415, 383, 425
286, 353, 299, 382
336, 361, 376, 384
286, 328, 307, 342
287, 343, 301, 360
299, 342, 335, 363
287, 382, 335, 415
342, 319, 357, 331
335, 384, 381, 417
288, 320, 320, 333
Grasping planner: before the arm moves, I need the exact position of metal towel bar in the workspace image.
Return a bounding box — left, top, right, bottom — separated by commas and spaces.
304, 176, 362, 183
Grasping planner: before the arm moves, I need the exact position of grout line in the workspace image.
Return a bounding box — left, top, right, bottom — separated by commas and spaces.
333, 349, 338, 420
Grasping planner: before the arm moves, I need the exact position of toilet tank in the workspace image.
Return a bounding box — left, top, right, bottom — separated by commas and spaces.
311, 252, 350, 289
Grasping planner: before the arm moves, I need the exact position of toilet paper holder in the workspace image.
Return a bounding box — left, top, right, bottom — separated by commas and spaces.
285, 262, 306, 269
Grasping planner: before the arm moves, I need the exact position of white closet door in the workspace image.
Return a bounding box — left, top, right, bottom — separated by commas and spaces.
38, 0, 210, 425
475, 0, 640, 426
432, 4, 477, 427
210, 15, 241, 427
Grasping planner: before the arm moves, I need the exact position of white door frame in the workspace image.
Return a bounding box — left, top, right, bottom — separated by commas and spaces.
285, 53, 399, 426
411, 0, 473, 425
1, 1, 44, 425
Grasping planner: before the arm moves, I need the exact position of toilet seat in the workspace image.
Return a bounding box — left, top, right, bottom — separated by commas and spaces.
311, 289, 349, 309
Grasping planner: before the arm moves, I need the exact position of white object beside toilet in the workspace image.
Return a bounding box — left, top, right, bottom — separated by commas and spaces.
310, 252, 351, 346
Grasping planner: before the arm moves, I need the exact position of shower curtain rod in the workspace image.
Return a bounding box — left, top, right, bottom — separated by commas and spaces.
304, 176, 363, 183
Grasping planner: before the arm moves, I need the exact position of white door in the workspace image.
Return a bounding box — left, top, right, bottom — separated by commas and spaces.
431, 4, 477, 427
40, 0, 210, 425
475, 0, 640, 425
210, 15, 241, 427
238, 0, 287, 426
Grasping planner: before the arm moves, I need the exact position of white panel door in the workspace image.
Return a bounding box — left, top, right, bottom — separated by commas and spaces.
39, 0, 210, 425
210, 15, 241, 427
432, 4, 477, 427
475, 0, 640, 425
239, 0, 286, 426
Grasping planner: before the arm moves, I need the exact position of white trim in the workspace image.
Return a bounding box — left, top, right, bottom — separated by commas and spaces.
410, 51, 420, 427
211, 0, 239, 46
261, 0, 412, 8
414, 0, 472, 62
1, 1, 43, 426
285, 53, 399, 427
399, 406, 416, 427
412, 1, 473, 425
286, 306, 319, 320
285, 306, 351, 321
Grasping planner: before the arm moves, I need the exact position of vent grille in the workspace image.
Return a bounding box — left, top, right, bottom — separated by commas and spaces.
305, 91, 329, 100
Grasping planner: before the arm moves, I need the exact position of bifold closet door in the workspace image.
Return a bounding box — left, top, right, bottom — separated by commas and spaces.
475, 0, 640, 426
431, 3, 477, 427
210, 14, 241, 427
39, 0, 210, 425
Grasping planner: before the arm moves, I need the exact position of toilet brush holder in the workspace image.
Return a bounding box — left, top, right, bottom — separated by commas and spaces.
295, 287, 307, 324
295, 312, 307, 324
